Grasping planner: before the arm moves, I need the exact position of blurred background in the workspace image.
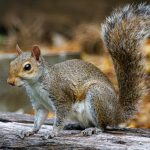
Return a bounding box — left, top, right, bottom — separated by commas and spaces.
0, 0, 150, 128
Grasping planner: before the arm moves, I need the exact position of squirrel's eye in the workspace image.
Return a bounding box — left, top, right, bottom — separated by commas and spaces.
24, 64, 31, 71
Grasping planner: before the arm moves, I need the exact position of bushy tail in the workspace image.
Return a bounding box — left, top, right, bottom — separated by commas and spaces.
101, 4, 149, 122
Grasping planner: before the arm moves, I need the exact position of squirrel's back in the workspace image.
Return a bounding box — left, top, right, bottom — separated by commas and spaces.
53, 59, 113, 87
101, 4, 149, 122
44, 59, 117, 107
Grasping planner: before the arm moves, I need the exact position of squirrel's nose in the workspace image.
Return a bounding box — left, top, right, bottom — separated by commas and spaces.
7, 78, 15, 86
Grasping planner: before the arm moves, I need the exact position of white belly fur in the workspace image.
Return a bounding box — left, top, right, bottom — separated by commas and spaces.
27, 82, 55, 111
69, 100, 96, 127
27, 83, 96, 127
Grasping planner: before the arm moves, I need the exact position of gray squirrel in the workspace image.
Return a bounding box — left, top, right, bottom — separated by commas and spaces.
7, 4, 149, 139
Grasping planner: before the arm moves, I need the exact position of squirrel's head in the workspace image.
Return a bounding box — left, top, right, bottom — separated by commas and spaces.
7, 45, 43, 87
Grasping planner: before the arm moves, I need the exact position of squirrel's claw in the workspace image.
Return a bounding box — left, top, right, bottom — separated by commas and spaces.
18, 129, 37, 139
81, 127, 103, 136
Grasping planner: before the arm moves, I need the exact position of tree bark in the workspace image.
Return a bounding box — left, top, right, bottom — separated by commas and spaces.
0, 112, 150, 150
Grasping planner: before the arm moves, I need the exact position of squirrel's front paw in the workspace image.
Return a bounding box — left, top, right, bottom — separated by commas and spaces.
18, 129, 37, 139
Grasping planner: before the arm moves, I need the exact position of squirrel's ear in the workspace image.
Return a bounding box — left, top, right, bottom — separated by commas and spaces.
16, 44, 22, 55
31, 45, 41, 61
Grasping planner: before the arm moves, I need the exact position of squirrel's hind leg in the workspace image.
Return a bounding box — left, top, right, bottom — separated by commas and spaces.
81, 127, 104, 136
81, 83, 117, 136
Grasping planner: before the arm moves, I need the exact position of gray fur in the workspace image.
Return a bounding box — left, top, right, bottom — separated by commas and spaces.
101, 3, 149, 122
7, 4, 148, 138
